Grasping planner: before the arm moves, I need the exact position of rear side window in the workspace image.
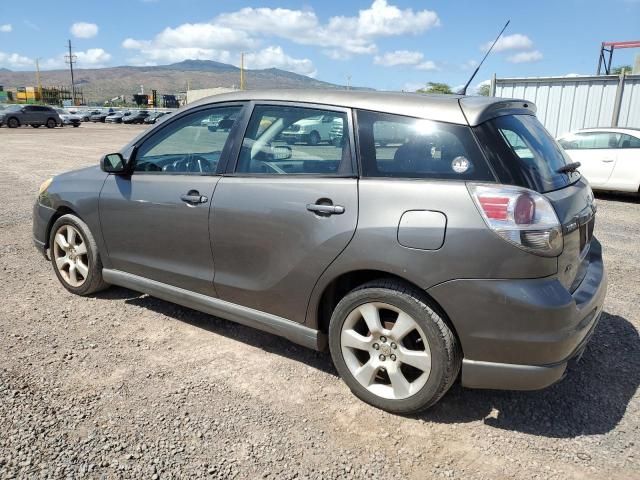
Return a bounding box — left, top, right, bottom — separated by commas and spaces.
558, 132, 621, 150
474, 114, 579, 193
356, 110, 494, 181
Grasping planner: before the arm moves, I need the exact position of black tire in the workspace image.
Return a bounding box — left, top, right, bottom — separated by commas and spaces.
46, 118, 56, 128
7, 117, 19, 128
49, 214, 109, 296
308, 130, 321, 146
328, 279, 461, 414
72, 124, 80, 128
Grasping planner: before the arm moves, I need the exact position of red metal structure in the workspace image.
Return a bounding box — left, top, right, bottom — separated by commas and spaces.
597, 40, 640, 75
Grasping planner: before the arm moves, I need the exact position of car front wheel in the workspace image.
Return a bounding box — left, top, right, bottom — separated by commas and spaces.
329, 279, 461, 414
49, 214, 109, 296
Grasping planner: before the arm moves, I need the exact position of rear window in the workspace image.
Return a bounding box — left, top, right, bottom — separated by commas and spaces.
475, 114, 579, 193
356, 110, 494, 181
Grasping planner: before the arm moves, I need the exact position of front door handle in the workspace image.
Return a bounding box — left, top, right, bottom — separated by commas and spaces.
180, 190, 208, 204
601, 159, 615, 163
306, 203, 345, 215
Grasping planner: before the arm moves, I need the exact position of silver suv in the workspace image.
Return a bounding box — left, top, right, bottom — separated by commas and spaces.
33, 90, 606, 413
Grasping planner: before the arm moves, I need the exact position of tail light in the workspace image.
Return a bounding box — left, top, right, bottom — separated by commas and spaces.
468, 184, 563, 257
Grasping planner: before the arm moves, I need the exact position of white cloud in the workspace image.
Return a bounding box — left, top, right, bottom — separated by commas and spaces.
40, 48, 112, 70
374, 50, 424, 66
415, 60, 438, 71
0, 51, 33, 68
0, 24, 12, 33
483, 33, 533, 52
507, 50, 543, 63
70, 22, 98, 39
373, 50, 438, 71
244, 46, 316, 77
123, 0, 441, 72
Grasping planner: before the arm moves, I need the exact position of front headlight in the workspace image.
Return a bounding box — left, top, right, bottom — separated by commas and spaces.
38, 178, 53, 196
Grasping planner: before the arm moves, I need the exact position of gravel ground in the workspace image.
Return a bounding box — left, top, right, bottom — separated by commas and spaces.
0, 123, 638, 479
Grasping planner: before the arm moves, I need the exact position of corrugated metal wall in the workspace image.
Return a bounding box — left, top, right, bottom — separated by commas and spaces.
494, 74, 640, 137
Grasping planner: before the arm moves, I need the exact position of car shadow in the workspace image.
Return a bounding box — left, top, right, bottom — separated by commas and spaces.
92, 288, 638, 438
595, 191, 640, 204
114, 290, 338, 377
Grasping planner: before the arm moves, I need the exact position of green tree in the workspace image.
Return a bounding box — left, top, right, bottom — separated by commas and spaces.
477, 83, 491, 96
417, 82, 452, 94
611, 65, 632, 74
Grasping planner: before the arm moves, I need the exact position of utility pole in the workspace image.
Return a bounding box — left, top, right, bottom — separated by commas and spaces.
240, 52, 245, 90
64, 40, 77, 105
346, 75, 351, 90
35, 58, 42, 103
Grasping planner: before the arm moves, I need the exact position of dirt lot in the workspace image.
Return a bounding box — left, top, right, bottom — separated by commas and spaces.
0, 123, 638, 479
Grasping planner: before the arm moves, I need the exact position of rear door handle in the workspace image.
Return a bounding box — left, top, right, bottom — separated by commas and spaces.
180, 190, 208, 204
601, 159, 614, 163
306, 203, 345, 215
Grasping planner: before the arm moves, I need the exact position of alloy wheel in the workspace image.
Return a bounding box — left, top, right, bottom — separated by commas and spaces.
340, 302, 432, 400
52, 224, 89, 287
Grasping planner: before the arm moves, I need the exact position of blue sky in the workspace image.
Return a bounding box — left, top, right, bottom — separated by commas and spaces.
1, 0, 639, 91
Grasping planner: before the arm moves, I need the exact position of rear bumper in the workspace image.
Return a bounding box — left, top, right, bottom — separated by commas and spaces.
428, 238, 607, 390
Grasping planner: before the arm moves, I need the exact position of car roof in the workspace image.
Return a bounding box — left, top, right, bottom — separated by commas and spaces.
188, 89, 536, 126
561, 127, 640, 137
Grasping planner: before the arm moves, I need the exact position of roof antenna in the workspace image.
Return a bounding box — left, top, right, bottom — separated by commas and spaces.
459, 20, 510, 96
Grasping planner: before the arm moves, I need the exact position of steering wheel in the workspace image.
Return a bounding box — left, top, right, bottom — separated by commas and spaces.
171, 155, 214, 173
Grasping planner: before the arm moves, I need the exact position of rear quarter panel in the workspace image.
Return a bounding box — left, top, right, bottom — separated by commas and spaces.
305, 179, 558, 328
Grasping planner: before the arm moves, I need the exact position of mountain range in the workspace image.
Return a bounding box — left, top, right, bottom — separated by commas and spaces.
0, 60, 349, 103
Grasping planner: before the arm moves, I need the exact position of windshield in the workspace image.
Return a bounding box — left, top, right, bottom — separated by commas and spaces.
474, 114, 580, 193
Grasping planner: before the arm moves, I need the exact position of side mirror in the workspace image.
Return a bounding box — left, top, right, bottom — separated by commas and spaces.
271, 145, 292, 161
101, 153, 128, 173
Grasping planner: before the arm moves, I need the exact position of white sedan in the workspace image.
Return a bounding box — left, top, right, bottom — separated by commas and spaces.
557, 128, 640, 193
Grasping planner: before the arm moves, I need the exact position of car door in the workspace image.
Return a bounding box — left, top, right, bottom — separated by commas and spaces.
211, 103, 358, 323
559, 132, 619, 187
99, 103, 246, 296
21, 105, 38, 124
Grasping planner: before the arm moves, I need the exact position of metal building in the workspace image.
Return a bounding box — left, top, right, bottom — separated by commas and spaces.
492, 73, 640, 137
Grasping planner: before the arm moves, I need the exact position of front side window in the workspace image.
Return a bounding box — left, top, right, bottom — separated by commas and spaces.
356, 110, 494, 180
235, 105, 352, 175
475, 114, 579, 193
133, 106, 242, 174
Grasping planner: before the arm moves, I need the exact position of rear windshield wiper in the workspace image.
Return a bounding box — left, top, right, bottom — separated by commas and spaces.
556, 162, 581, 174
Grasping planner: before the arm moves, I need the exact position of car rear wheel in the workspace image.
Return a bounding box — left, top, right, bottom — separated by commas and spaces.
46, 118, 56, 128
49, 214, 109, 296
7, 117, 19, 128
329, 279, 461, 414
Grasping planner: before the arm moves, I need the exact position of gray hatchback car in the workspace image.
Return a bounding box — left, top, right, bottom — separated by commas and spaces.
33, 90, 606, 413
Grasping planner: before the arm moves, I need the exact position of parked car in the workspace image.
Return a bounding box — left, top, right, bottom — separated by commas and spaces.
143, 112, 166, 124
202, 113, 236, 132
280, 114, 335, 145
0, 105, 61, 128
557, 128, 640, 193
33, 90, 606, 414
55, 109, 81, 127
90, 109, 114, 123
123, 110, 150, 124
76, 109, 99, 122
105, 111, 132, 124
